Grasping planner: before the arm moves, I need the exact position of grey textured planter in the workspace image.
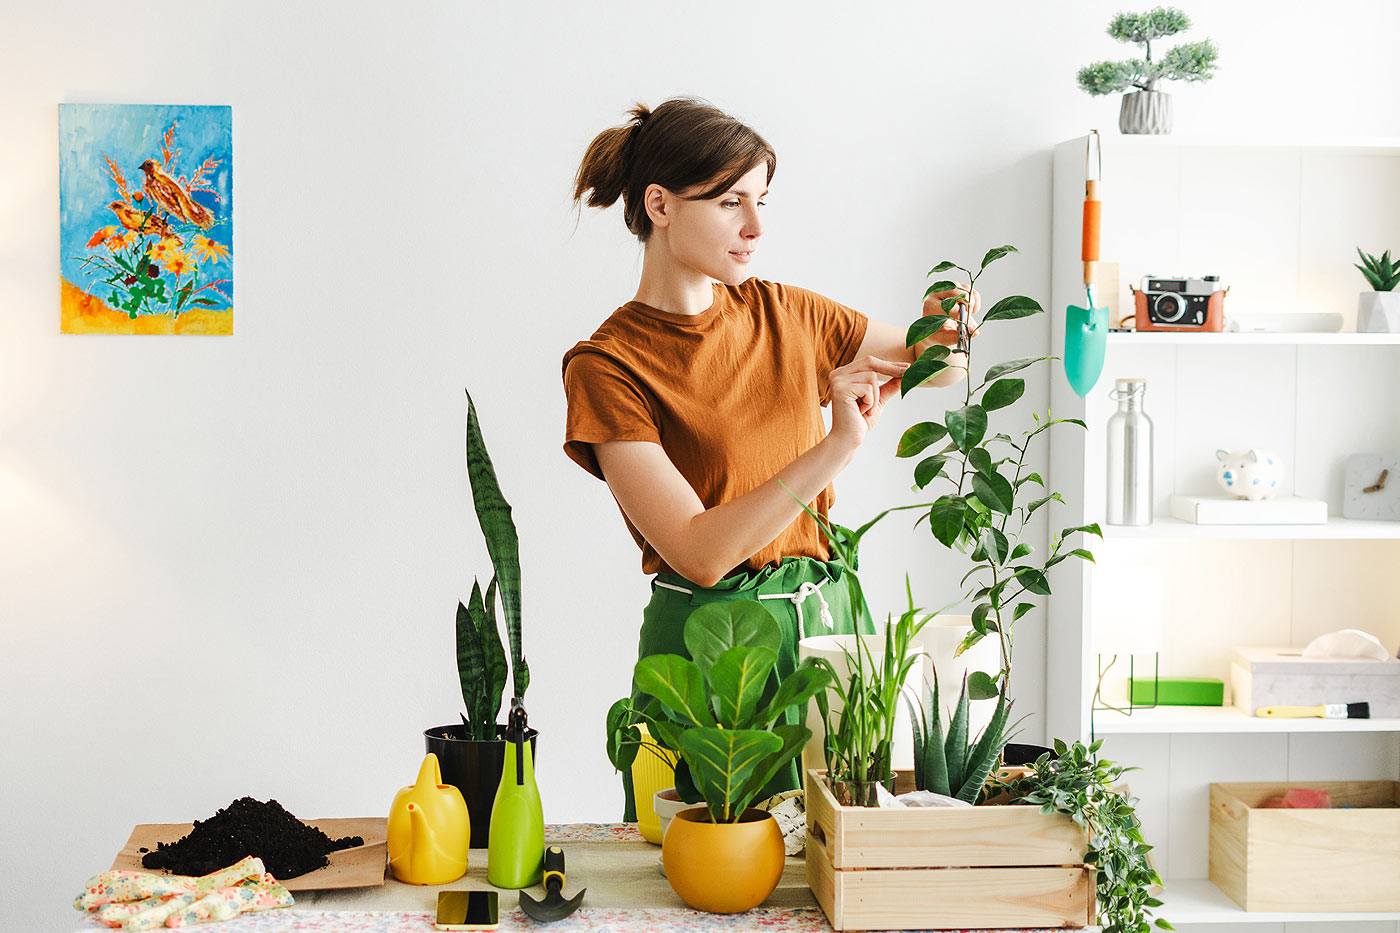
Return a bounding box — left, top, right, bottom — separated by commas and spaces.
1358, 291, 1400, 333
1119, 90, 1174, 135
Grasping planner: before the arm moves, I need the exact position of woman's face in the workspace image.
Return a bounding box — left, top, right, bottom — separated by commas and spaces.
657, 162, 767, 286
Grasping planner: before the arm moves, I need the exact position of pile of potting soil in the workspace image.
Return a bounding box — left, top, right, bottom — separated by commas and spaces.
140, 797, 363, 880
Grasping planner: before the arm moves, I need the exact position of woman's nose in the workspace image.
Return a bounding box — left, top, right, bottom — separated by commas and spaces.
743, 205, 763, 238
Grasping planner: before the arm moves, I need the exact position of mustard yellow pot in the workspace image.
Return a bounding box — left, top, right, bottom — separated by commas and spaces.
387, 753, 470, 884
661, 807, 784, 913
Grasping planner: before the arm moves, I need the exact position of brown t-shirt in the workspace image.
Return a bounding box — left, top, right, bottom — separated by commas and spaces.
560, 277, 869, 577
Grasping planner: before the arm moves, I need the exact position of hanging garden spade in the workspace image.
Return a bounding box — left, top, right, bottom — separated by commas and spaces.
1066, 130, 1107, 398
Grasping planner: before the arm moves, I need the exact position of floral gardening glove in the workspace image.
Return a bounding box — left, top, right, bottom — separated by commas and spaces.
74, 856, 294, 930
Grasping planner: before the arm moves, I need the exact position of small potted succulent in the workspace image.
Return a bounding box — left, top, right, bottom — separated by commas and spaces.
1076, 6, 1219, 134
424, 391, 533, 848
1356, 247, 1400, 333
605, 601, 831, 913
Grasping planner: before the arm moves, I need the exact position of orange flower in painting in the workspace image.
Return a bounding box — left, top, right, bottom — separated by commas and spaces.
191, 235, 230, 263
147, 237, 181, 263
158, 249, 196, 277
87, 226, 117, 248
108, 230, 136, 252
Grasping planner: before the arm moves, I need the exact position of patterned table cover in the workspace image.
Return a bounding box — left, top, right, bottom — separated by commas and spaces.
75, 824, 1096, 932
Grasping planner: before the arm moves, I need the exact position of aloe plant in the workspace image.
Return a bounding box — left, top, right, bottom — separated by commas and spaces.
458, 390, 529, 741
909, 670, 1015, 803
1356, 248, 1400, 292
605, 601, 831, 823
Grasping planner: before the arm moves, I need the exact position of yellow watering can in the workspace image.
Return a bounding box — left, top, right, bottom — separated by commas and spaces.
387, 753, 470, 885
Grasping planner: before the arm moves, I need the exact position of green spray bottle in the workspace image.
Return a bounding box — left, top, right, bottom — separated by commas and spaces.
487, 698, 544, 888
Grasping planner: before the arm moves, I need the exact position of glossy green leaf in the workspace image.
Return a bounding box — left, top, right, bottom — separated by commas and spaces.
907, 314, 953, 346
944, 678, 971, 792
928, 497, 966, 548
971, 601, 992, 634
1015, 567, 1052, 595
605, 698, 641, 771
478, 576, 509, 730
731, 722, 811, 812
967, 447, 994, 475
979, 244, 1018, 269
967, 670, 1000, 700
981, 295, 1043, 321
1012, 602, 1037, 623
707, 645, 778, 728
896, 421, 948, 458
901, 345, 953, 394
983, 356, 1052, 381
927, 260, 958, 276
678, 728, 783, 823
922, 279, 959, 297
683, 601, 782, 676
635, 654, 716, 727
914, 455, 948, 489
982, 378, 1026, 411
756, 658, 831, 726
971, 470, 1014, 514
946, 405, 988, 451
1010, 542, 1033, 560
979, 527, 1010, 564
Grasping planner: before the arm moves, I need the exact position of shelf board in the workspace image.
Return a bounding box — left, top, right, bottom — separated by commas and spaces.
1104, 516, 1400, 540
1093, 705, 1400, 735
1106, 331, 1400, 346
1159, 878, 1400, 924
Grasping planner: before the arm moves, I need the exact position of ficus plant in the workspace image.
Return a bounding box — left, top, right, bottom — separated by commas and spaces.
605, 601, 832, 823
457, 391, 530, 741
995, 739, 1172, 933
896, 244, 1102, 716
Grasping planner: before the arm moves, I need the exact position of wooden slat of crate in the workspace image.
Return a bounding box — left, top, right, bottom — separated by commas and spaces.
807, 830, 1096, 931
807, 769, 1088, 869
1210, 781, 1400, 912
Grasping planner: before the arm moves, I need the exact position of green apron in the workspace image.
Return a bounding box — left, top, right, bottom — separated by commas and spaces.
622, 556, 874, 821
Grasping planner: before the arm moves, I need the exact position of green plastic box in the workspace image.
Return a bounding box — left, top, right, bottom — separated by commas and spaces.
1129, 676, 1224, 706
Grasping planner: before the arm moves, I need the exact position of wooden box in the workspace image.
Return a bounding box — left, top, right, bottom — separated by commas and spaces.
1210, 781, 1400, 912
805, 769, 1095, 931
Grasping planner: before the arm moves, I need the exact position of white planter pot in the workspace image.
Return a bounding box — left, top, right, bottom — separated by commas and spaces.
1119, 90, 1173, 135
653, 788, 690, 839
1358, 291, 1400, 333
798, 633, 926, 779
921, 615, 1003, 737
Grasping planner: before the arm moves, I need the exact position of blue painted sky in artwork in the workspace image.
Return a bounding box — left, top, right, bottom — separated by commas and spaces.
59, 103, 233, 307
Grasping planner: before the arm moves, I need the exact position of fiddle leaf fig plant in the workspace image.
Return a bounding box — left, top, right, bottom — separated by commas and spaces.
605, 601, 832, 823
898, 245, 1102, 732
458, 391, 530, 741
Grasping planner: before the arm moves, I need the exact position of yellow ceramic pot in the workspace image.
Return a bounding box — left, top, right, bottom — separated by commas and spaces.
630, 724, 676, 845
661, 807, 784, 913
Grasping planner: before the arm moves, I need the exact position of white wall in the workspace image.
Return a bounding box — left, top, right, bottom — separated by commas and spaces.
3, 1, 1398, 929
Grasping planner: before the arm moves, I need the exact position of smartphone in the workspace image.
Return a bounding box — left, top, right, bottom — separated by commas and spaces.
434, 890, 500, 931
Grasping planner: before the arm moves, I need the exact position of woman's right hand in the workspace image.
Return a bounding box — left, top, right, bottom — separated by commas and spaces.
826, 356, 910, 450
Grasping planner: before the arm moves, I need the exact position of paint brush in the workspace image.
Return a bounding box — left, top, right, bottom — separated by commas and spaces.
1255, 702, 1370, 719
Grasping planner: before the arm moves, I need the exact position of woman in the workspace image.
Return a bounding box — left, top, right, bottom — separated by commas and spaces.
561, 97, 977, 819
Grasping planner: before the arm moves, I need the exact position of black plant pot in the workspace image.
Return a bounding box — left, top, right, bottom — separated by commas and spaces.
424, 724, 539, 848
1003, 742, 1055, 767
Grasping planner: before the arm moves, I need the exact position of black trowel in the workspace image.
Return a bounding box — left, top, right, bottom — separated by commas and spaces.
519, 846, 585, 923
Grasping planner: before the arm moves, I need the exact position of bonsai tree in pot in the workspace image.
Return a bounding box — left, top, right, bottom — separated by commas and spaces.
1356, 247, 1400, 333
425, 390, 532, 848
605, 600, 831, 913
1076, 6, 1219, 134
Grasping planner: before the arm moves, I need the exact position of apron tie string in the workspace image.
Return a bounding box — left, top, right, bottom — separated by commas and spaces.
654, 575, 836, 641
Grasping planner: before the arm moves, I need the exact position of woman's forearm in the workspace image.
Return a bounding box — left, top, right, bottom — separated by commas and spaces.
682, 435, 858, 587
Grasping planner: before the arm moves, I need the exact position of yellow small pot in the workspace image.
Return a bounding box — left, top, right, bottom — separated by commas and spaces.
661, 807, 784, 913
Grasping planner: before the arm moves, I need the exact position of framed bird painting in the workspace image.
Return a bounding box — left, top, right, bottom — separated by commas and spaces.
59, 103, 233, 335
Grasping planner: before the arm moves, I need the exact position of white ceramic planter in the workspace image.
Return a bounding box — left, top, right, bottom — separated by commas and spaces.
1358, 291, 1400, 332
653, 788, 690, 839
798, 633, 926, 778
1119, 90, 1173, 135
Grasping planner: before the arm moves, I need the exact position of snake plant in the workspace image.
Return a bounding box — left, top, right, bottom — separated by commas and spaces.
1357, 248, 1400, 291
458, 390, 529, 740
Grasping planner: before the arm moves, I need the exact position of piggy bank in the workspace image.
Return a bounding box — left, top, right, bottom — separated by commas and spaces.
1216, 448, 1282, 501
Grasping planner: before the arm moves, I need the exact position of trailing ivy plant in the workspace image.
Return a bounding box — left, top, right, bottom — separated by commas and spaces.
994, 739, 1172, 933
897, 246, 1101, 717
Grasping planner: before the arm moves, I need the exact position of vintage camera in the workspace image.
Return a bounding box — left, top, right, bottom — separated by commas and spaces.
1133, 275, 1227, 332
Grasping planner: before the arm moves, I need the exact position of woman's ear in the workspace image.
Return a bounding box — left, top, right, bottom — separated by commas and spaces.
643, 183, 671, 229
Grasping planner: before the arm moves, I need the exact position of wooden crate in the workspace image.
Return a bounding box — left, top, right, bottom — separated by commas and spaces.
1210, 781, 1400, 912
805, 769, 1095, 931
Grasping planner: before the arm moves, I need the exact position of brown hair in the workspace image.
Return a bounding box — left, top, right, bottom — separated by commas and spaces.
572, 97, 776, 243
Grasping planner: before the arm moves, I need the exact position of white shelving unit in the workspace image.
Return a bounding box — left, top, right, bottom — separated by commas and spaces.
1047, 135, 1400, 929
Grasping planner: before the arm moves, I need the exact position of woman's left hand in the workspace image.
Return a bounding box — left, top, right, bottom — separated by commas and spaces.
917, 284, 980, 354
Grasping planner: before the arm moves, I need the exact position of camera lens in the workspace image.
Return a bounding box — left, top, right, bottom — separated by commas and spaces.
1153, 293, 1186, 323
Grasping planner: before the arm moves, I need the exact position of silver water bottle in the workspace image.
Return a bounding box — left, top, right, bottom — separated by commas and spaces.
1106, 378, 1153, 525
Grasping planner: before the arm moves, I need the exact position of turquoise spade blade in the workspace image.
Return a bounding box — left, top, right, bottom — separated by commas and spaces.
1065, 302, 1108, 397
